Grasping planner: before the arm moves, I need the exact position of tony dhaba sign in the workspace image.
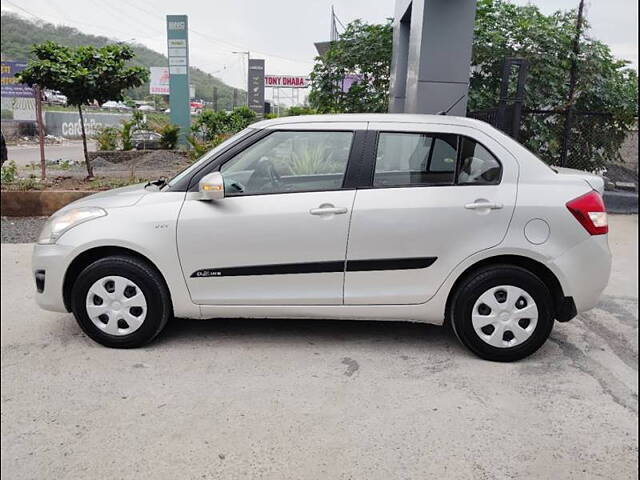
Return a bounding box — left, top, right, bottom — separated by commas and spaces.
264, 75, 309, 88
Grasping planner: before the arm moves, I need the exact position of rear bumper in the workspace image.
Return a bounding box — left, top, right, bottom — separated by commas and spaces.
551, 235, 611, 314
32, 243, 73, 313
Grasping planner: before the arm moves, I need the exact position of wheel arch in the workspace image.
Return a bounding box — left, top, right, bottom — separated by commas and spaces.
62, 245, 173, 313
444, 254, 574, 324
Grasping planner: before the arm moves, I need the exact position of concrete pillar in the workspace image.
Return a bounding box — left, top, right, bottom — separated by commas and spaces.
389, 0, 477, 116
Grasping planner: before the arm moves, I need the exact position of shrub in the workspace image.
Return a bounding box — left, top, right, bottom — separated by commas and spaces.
121, 111, 146, 151
286, 106, 316, 116
191, 106, 257, 141
159, 124, 180, 149
1, 160, 18, 184
95, 126, 120, 151
286, 146, 341, 175
186, 133, 230, 160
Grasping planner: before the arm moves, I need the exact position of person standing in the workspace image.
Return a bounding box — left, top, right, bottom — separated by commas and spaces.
0, 130, 7, 167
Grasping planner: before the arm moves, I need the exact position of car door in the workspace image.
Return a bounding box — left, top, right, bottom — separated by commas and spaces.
177, 123, 366, 305
344, 122, 518, 305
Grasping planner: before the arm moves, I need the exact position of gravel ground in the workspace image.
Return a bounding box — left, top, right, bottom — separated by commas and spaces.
0, 216, 637, 479
1, 217, 47, 244
25, 150, 191, 181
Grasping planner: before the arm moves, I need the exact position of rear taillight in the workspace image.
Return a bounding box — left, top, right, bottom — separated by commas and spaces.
566, 191, 608, 235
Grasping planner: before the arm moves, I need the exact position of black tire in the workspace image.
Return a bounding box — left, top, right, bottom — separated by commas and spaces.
450, 265, 554, 362
71, 255, 172, 348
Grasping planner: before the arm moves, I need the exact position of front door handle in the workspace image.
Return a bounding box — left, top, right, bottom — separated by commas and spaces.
310, 206, 348, 216
464, 201, 504, 210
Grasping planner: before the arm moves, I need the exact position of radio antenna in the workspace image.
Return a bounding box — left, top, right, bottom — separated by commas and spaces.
437, 93, 467, 115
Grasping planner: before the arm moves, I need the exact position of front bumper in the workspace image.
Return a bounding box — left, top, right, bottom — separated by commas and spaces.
32, 243, 74, 313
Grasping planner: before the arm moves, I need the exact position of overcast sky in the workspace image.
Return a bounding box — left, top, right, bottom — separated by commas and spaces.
3, 0, 638, 101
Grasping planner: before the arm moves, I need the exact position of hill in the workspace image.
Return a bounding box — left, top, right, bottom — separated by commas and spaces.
0, 12, 242, 109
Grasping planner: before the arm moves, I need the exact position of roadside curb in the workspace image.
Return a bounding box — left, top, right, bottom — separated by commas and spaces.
603, 191, 638, 214
0, 190, 94, 217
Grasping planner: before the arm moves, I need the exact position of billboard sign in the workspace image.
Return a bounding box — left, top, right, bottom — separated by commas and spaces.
166, 15, 190, 143
1, 61, 35, 98
45, 111, 132, 138
264, 75, 309, 88
341, 74, 362, 93
248, 59, 265, 118
149, 67, 170, 95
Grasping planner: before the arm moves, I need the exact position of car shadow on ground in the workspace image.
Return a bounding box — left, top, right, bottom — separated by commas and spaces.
155, 316, 466, 353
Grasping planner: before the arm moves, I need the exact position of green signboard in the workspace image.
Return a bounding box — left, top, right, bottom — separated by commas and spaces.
166, 15, 190, 143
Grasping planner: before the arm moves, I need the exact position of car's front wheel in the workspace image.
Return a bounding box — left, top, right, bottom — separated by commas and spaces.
71, 255, 172, 348
450, 265, 554, 362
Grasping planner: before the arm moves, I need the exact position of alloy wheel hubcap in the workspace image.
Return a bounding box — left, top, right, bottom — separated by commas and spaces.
85, 276, 147, 336
471, 285, 538, 348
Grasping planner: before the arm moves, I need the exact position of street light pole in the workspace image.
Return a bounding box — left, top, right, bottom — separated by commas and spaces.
559, 0, 585, 167
232, 51, 250, 105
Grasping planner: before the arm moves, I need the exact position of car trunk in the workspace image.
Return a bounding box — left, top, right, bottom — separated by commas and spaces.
553, 167, 605, 195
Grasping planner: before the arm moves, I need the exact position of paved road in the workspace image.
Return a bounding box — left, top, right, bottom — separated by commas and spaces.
1, 216, 637, 479
6, 141, 96, 167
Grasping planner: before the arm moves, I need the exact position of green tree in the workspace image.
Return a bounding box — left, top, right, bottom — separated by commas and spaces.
471, 0, 638, 168
309, 19, 393, 113
17, 41, 148, 177
309, 3, 638, 170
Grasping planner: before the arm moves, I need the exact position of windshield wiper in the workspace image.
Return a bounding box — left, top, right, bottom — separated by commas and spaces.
145, 177, 167, 190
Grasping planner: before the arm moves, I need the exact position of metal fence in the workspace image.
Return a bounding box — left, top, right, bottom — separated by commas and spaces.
521, 110, 627, 171
469, 107, 636, 173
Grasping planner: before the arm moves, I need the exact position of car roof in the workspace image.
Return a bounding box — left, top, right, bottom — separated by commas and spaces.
251, 113, 490, 129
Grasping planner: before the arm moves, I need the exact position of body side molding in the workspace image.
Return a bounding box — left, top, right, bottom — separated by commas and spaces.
191, 257, 437, 278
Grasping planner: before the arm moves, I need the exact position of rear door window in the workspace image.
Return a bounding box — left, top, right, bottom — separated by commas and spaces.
373, 132, 458, 187
458, 137, 502, 185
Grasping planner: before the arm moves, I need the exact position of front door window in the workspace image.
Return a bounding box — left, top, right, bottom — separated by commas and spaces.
220, 131, 354, 195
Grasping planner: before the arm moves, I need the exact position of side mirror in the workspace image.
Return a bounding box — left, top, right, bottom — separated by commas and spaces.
198, 172, 225, 201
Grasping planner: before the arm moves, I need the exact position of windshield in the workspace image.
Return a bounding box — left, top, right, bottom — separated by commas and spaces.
166, 127, 256, 188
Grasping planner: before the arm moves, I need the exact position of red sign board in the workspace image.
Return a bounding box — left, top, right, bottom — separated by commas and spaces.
264, 75, 309, 88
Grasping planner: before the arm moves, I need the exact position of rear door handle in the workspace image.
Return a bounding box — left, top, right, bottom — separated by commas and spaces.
310, 206, 348, 215
464, 201, 504, 210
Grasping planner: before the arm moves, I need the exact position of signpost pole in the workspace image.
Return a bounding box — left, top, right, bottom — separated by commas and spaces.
247, 59, 265, 119
166, 15, 190, 145
35, 86, 46, 179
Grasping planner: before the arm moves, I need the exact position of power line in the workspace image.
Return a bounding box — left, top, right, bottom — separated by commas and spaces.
96, 0, 165, 40
4, 0, 161, 44
124, 1, 313, 65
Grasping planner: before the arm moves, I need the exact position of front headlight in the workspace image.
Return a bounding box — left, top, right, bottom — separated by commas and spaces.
38, 207, 107, 245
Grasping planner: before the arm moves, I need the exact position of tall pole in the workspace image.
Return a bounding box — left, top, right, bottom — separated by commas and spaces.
166, 15, 191, 145
233, 51, 250, 105
34, 86, 46, 179
213, 86, 218, 111
560, 0, 585, 167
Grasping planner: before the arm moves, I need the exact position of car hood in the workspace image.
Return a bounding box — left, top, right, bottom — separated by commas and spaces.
60, 183, 149, 213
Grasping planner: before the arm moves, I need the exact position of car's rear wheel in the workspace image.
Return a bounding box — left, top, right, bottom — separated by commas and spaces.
71, 255, 172, 348
450, 265, 554, 362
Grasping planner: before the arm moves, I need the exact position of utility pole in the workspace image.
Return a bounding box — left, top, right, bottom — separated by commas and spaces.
232, 51, 250, 105
560, 0, 585, 167
213, 86, 218, 112
34, 86, 46, 179
232, 88, 238, 109
330, 6, 339, 41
